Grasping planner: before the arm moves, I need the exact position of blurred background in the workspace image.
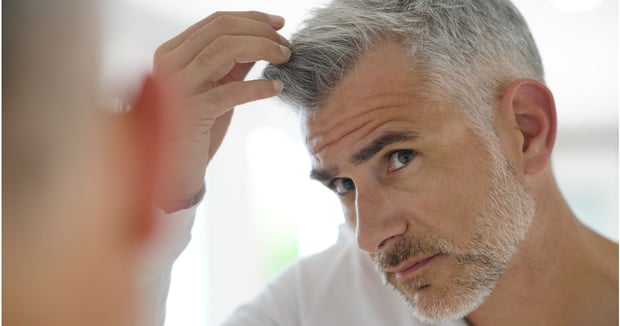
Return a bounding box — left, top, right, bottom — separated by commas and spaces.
99, 0, 618, 324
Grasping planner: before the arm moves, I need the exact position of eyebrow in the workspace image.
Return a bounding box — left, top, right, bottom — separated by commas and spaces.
309, 168, 338, 182
350, 130, 419, 165
309, 130, 418, 182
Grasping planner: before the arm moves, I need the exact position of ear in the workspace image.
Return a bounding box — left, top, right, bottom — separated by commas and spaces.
124, 75, 163, 241
499, 79, 557, 175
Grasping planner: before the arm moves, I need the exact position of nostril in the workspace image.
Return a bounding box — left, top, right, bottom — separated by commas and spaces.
378, 230, 405, 250
378, 239, 388, 249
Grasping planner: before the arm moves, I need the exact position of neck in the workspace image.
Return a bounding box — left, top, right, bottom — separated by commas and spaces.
465, 171, 618, 326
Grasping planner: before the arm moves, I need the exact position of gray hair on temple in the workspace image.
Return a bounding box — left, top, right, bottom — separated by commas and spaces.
263, 0, 544, 131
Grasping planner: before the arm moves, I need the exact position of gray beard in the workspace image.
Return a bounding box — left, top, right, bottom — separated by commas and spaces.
369, 156, 536, 324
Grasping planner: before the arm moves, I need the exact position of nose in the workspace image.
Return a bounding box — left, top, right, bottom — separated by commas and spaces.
354, 183, 408, 253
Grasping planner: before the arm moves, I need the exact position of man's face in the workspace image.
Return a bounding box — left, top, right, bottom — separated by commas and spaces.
303, 43, 535, 322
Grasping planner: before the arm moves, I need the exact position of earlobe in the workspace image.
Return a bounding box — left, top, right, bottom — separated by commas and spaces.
502, 79, 557, 175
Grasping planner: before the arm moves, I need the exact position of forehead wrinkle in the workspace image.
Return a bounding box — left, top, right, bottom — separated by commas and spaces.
308, 118, 415, 184
306, 103, 409, 155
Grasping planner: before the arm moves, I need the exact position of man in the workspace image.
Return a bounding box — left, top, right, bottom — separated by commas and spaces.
147, 0, 618, 325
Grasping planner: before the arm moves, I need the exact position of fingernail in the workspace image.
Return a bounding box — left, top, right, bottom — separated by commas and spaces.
268, 14, 285, 27
272, 80, 283, 93
279, 44, 291, 57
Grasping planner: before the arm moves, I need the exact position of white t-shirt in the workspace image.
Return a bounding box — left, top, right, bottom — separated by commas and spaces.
143, 206, 467, 326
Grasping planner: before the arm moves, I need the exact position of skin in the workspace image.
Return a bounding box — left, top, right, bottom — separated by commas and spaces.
4, 114, 150, 326
160, 10, 617, 325
301, 43, 618, 325
6, 5, 615, 324
151, 11, 291, 212
5, 9, 291, 325
4, 4, 153, 324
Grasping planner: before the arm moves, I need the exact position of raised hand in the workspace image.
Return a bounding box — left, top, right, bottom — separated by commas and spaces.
151, 11, 290, 211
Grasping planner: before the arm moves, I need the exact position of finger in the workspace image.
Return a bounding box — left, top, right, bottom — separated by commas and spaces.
155, 11, 285, 62
179, 35, 290, 92
158, 15, 289, 72
214, 62, 256, 86
219, 63, 255, 84
193, 79, 283, 119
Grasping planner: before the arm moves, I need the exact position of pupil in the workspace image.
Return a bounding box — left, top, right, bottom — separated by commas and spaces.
343, 178, 354, 190
399, 151, 412, 163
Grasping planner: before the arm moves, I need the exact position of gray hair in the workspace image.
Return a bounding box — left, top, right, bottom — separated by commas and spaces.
263, 0, 544, 133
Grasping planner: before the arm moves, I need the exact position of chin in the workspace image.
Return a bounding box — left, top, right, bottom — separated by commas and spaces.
385, 274, 492, 324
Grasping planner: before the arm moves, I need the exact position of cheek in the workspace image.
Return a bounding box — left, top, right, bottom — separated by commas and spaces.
424, 187, 482, 239
391, 154, 492, 241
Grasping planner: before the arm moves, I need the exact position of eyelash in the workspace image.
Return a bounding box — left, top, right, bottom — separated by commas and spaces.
386, 149, 417, 173
326, 149, 417, 196
328, 178, 355, 196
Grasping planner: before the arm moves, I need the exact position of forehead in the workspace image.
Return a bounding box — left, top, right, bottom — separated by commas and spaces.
302, 42, 443, 155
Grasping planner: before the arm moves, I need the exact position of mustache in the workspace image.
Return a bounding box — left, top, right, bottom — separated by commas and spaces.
370, 235, 451, 270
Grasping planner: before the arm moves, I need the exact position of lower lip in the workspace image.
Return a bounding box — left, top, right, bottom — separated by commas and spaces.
394, 254, 440, 282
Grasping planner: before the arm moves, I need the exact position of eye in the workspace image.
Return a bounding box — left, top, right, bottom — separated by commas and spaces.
387, 150, 417, 172
329, 178, 355, 195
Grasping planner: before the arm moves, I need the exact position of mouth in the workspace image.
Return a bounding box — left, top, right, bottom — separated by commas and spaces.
386, 253, 441, 282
